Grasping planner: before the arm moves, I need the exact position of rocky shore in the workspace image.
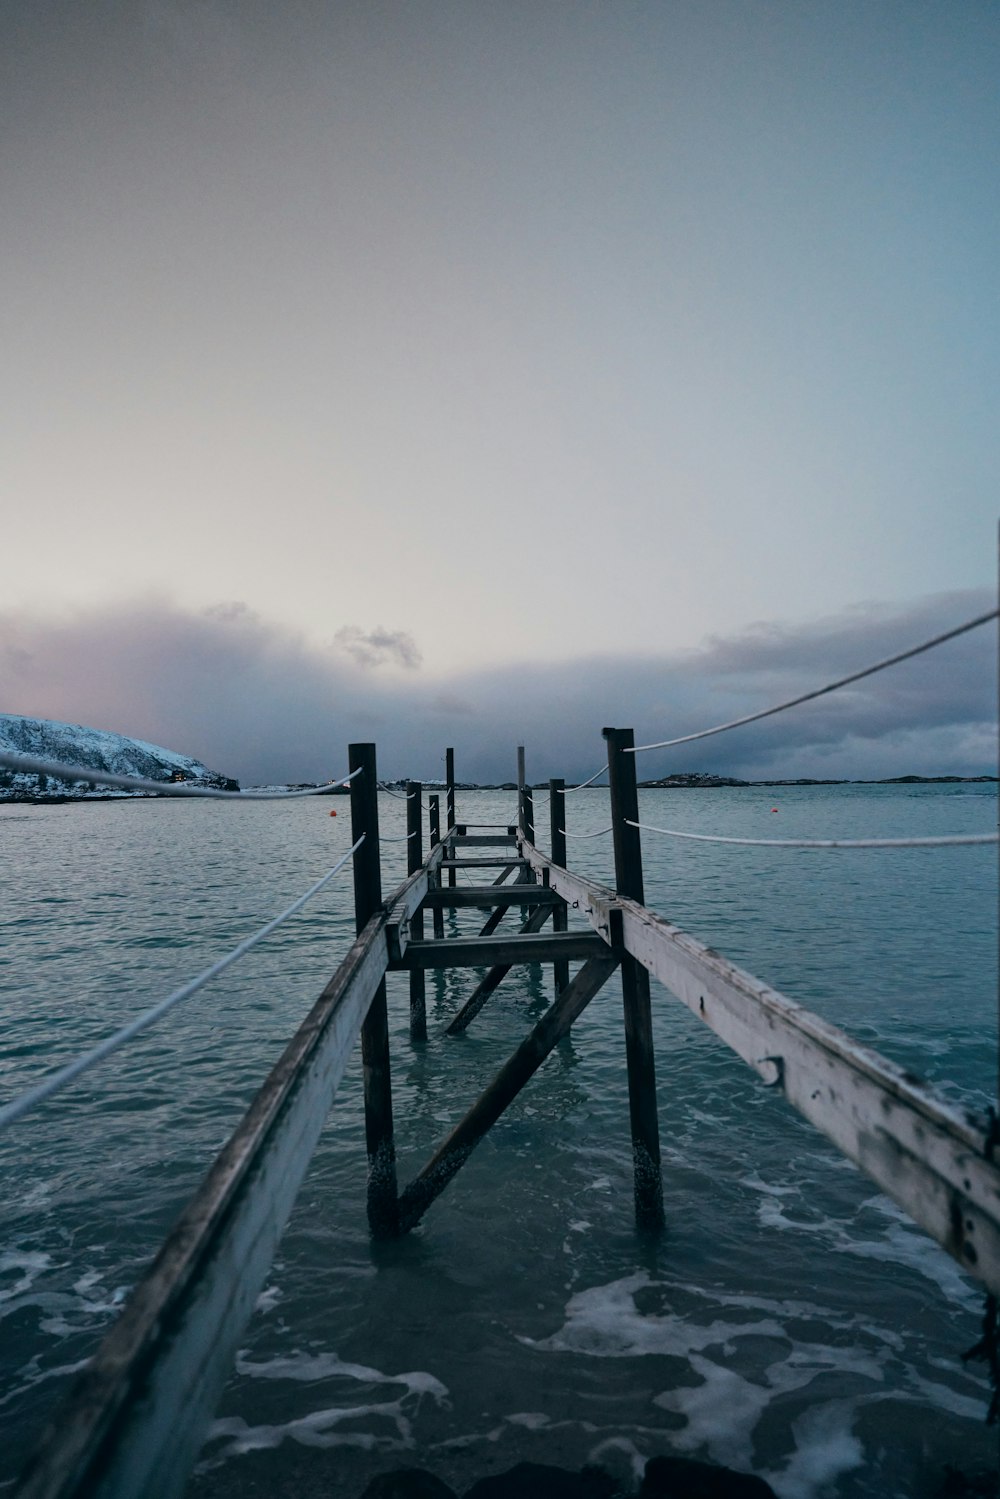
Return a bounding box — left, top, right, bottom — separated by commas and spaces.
353, 1454, 994, 1499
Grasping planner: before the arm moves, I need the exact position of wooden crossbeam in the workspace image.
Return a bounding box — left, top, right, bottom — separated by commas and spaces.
423, 886, 561, 909
391, 931, 606, 970
451, 834, 519, 847
398, 952, 621, 1232
439, 857, 529, 869
456, 824, 518, 835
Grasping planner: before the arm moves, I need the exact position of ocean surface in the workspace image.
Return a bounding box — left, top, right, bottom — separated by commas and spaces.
1, 782, 997, 1498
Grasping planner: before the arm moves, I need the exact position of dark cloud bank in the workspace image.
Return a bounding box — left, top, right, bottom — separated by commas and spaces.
0, 590, 994, 786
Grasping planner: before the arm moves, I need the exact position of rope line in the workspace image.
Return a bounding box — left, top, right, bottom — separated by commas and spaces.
625, 818, 998, 850
0, 750, 361, 800
379, 831, 418, 842
566, 765, 610, 791
0, 838, 365, 1132
559, 826, 614, 839
627, 607, 999, 755
377, 782, 417, 801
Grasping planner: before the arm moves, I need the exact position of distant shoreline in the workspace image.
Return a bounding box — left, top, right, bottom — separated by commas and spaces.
2, 773, 996, 807
635, 773, 999, 789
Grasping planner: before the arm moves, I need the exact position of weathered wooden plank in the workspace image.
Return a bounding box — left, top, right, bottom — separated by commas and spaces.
618, 896, 1000, 1280
384, 864, 432, 964
439, 858, 529, 869
398, 952, 621, 1232
456, 824, 518, 835
451, 834, 518, 847
519, 837, 1000, 1293
392, 932, 608, 970
14, 915, 391, 1499
423, 886, 562, 909
385, 866, 431, 923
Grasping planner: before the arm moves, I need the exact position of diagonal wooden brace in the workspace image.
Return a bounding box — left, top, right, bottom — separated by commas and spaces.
399, 952, 621, 1232
446, 900, 554, 1034
478, 865, 532, 937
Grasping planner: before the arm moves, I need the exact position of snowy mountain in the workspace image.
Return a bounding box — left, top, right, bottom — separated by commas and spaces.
0, 715, 239, 799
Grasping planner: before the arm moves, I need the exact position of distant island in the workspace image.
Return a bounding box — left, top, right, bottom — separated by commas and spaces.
0, 715, 239, 802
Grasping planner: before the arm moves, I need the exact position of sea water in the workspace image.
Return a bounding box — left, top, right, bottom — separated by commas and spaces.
0, 783, 996, 1497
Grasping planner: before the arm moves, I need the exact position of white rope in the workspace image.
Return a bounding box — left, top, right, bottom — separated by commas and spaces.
625, 818, 998, 850
565, 765, 609, 791
627, 607, 1000, 755
0, 837, 365, 1132
377, 781, 416, 801
0, 750, 361, 800
559, 826, 614, 839
379, 830, 418, 842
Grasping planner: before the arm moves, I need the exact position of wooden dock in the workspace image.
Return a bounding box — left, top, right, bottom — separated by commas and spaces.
12, 734, 1000, 1499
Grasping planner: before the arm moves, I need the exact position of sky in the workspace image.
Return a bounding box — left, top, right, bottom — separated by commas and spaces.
2, 1, 998, 783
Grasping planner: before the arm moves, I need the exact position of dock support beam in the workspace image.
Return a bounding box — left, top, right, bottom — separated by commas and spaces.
550, 778, 569, 997
446, 747, 456, 887
407, 781, 426, 1042
603, 726, 665, 1232
429, 795, 444, 939
349, 743, 399, 1237
516, 745, 535, 846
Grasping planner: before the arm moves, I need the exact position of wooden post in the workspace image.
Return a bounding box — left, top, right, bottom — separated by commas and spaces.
429, 794, 444, 939
516, 747, 536, 910
603, 726, 664, 1231
550, 778, 568, 997
445, 747, 456, 829
522, 786, 535, 846
446, 747, 456, 888
348, 743, 399, 1237
407, 781, 426, 1042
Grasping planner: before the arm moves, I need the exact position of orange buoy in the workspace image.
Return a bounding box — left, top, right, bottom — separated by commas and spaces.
329, 810, 337, 817
771, 807, 778, 813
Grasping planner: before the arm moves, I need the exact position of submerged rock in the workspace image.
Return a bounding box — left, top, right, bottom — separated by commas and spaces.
640, 1454, 777, 1498
359, 1470, 458, 1499
464, 1463, 617, 1499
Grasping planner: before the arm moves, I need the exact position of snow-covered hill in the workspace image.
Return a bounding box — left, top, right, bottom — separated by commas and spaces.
0, 715, 238, 799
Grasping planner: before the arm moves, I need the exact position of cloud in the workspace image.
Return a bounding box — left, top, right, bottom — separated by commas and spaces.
333, 625, 423, 671
0, 589, 993, 786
